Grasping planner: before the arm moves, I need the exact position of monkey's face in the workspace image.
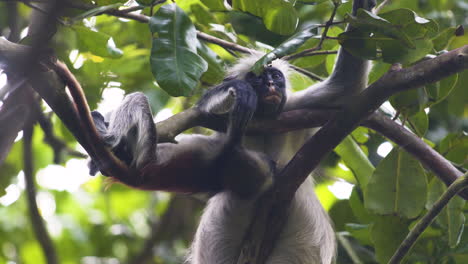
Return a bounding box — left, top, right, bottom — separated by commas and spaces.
245, 67, 287, 118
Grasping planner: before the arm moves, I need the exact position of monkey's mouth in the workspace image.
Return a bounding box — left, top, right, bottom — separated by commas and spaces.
263, 93, 282, 104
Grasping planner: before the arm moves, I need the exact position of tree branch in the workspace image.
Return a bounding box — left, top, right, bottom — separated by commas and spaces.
283, 1, 340, 61
389, 172, 468, 264
363, 112, 468, 199
48, 60, 130, 178
23, 120, 59, 264
237, 45, 468, 263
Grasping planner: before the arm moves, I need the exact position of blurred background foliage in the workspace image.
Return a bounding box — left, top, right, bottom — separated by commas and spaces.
0, 0, 467, 263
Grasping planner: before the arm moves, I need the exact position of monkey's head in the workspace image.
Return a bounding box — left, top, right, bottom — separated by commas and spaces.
245, 67, 286, 117
227, 52, 291, 118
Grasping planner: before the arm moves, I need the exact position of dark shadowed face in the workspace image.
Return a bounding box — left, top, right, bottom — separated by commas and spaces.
245, 67, 286, 118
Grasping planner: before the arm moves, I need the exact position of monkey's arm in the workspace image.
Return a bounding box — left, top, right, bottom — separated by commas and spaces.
284, 0, 376, 110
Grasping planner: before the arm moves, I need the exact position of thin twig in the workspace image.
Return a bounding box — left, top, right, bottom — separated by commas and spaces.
196, 31, 254, 54
284, 50, 337, 61
284, 2, 340, 61
289, 65, 324, 81
388, 172, 468, 264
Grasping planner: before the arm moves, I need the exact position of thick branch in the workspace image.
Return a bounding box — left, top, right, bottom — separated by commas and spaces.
0, 86, 29, 165
238, 46, 468, 263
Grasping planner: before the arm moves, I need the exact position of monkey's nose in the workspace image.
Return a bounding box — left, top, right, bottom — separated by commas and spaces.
268, 85, 276, 93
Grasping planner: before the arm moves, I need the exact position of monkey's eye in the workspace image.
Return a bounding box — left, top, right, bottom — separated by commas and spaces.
272, 73, 283, 80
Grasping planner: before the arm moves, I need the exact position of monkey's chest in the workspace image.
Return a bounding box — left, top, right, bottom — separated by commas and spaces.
244, 130, 311, 167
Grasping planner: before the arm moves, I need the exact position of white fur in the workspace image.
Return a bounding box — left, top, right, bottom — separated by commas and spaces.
190, 177, 335, 264
187, 53, 336, 264
199, 87, 237, 115
226, 51, 292, 91
189, 128, 336, 264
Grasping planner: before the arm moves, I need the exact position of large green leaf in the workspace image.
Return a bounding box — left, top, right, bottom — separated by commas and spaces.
232, 0, 298, 35
425, 73, 458, 106
201, 0, 227, 11
73, 26, 123, 58
349, 188, 375, 224
334, 136, 374, 188
426, 178, 466, 248
340, 8, 438, 64
251, 25, 319, 73
438, 133, 468, 166
408, 110, 428, 137
149, 4, 208, 97
196, 41, 225, 85
389, 87, 428, 116
432, 27, 457, 51
371, 216, 409, 263
365, 148, 427, 218
346, 9, 414, 48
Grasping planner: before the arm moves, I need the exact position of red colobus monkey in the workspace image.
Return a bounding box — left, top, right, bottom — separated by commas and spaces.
89, 0, 375, 263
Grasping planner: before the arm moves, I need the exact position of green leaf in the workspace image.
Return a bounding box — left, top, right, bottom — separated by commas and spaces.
201, 0, 227, 11
329, 199, 357, 231
432, 27, 457, 51
349, 188, 375, 224
438, 133, 468, 166
73, 26, 123, 58
338, 30, 378, 60
149, 4, 208, 97
379, 38, 434, 65
380, 9, 438, 38
340, 8, 438, 64
425, 73, 458, 106
335, 136, 374, 188
408, 110, 428, 137
351, 127, 370, 144
427, 178, 466, 248
446, 70, 468, 117
345, 223, 373, 246
346, 9, 415, 48
232, 0, 298, 35
288, 70, 315, 92
390, 88, 427, 116
263, 3, 299, 35
290, 27, 341, 69
251, 25, 319, 73
368, 60, 391, 84
365, 148, 427, 218
0, 140, 22, 196
71, 3, 123, 22
371, 216, 409, 263
191, 3, 219, 27
196, 42, 225, 85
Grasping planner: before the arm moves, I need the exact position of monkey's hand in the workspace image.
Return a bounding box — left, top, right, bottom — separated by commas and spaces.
196, 79, 257, 143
